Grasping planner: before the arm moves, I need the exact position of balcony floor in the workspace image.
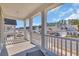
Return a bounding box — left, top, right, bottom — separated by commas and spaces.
0, 41, 35, 56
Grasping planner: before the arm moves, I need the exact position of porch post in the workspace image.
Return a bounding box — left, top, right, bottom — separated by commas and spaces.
29, 17, 33, 43
14, 25, 16, 40
41, 10, 47, 48
24, 19, 27, 40
0, 6, 5, 52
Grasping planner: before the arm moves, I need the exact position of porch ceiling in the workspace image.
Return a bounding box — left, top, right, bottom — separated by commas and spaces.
0, 3, 61, 20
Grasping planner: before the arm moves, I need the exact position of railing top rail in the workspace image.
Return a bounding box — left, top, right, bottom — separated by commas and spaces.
45, 35, 79, 42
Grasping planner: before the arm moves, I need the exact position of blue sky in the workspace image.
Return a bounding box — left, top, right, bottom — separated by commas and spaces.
16, 20, 24, 28
32, 16, 41, 26
47, 3, 79, 23
16, 3, 79, 28
16, 16, 41, 28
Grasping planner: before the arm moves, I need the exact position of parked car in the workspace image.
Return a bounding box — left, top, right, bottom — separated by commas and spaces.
51, 32, 60, 36
51, 31, 67, 37
33, 30, 40, 33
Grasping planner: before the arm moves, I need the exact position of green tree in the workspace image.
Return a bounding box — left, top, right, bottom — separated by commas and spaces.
70, 19, 79, 31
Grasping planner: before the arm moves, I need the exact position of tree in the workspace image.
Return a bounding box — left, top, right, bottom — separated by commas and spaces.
70, 19, 79, 31
57, 20, 67, 26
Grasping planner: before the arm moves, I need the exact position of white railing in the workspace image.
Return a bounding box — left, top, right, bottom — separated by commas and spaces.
5, 31, 79, 56
5, 39, 26, 45
44, 35, 79, 56
5, 34, 26, 45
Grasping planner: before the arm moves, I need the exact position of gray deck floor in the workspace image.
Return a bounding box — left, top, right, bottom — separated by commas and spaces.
0, 41, 35, 56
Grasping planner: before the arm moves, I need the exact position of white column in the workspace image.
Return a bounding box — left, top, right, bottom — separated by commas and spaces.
29, 18, 33, 43
24, 19, 27, 40
41, 10, 47, 48
0, 6, 5, 52
14, 25, 16, 40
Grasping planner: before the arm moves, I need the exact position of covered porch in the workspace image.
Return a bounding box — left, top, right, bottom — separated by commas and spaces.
0, 3, 79, 56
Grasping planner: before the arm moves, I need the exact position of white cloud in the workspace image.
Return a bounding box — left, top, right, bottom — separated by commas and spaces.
49, 4, 79, 21
65, 9, 79, 20
76, 9, 79, 14
65, 13, 79, 20
72, 3, 79, 7
48, 5, 62, 13
59, 8, 74, 18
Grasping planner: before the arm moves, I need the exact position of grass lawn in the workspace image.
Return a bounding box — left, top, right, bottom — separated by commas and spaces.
65, 36, 79, 38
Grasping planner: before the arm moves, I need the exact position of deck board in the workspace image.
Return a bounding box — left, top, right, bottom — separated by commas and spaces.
6, 41, 35, 56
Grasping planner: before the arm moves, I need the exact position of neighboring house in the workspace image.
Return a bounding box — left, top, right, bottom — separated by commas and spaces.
58, 24, 79, 36
47, 25, 67, 37
47, 24, 79, 37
